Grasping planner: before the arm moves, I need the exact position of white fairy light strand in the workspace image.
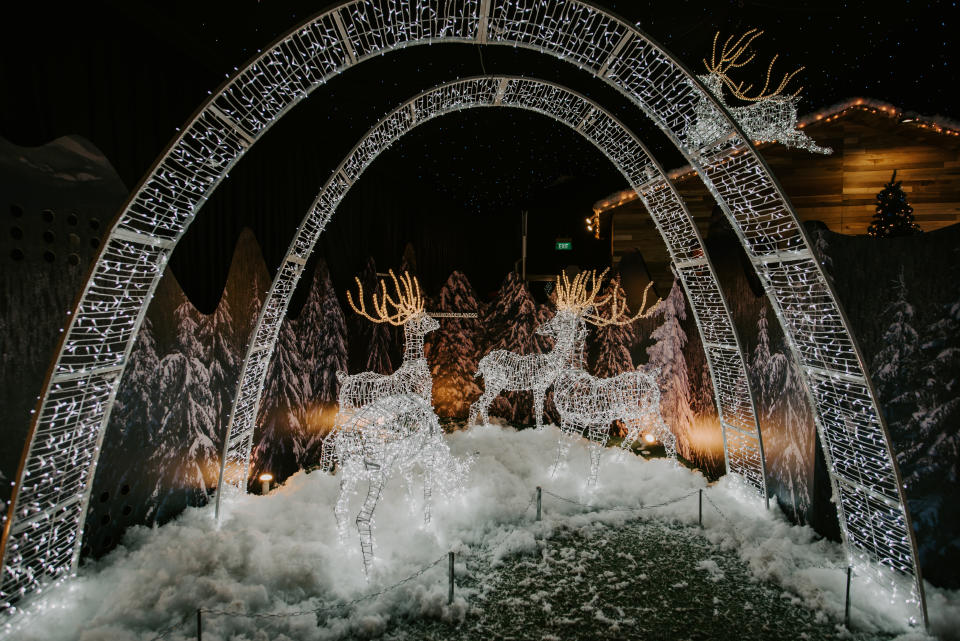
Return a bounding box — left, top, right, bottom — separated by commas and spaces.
1, 0, 921, 627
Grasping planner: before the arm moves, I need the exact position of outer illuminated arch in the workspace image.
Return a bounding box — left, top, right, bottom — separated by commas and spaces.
214, 75, 768, 517
1, 0, 925, 626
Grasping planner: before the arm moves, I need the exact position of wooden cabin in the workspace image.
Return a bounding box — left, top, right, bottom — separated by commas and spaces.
596, 99, 960, 290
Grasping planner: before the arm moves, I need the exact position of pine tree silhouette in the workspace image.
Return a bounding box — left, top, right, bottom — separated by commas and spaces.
867, 170, 921, 237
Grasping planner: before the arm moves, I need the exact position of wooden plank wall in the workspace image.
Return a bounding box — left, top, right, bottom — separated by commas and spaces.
610, 109, 960, 277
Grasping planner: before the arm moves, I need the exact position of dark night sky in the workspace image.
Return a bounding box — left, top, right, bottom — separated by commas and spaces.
1, 1, 955, 306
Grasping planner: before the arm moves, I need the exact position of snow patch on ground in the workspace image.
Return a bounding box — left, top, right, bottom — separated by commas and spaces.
9, 423, 960, 640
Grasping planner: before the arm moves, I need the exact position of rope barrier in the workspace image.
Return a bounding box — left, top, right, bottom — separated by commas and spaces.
199, 553, 448, 622
539, 488, 700, 513
153, 482, 855, 638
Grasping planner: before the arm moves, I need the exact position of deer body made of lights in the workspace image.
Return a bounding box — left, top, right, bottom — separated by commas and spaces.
335, 270, 440, 416
545, 272, 676, 485
468, 293, 583, 429
321, 393, 470, 576
686, 29, 831, 155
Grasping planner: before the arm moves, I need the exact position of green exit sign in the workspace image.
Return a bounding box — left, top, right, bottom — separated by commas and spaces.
555, 239, 573, 251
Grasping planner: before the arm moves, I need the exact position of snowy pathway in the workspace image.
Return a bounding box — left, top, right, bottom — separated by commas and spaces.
8, 424, 959, 641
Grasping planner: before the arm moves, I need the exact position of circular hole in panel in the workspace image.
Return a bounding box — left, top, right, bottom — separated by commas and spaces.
10, 248, 24, 261
41, 209, 54, 223
10, 204, 24, 218
120, 484, 130, 496
67, 212, 79, 226
121, 505, 132, 516
67, 253, 81, 266
99, 491, 110, 503
10, 226, 22, 240
43, 250, 56, 263
69, 232, 80, 246
102, 535, 113, 548
89, 218, 100, 231
43, 230, 55, 243
99, 514, 110, 526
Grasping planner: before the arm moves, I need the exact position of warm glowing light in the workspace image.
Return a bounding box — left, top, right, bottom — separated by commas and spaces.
643, 433, 656, 444
258, 474, 273, 482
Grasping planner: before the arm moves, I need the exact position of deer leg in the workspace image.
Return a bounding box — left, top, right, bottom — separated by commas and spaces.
586, 422, 609, 487
658, 414, 678, 460
533, 388, 545, 430
620, 417, 642, 452
334, 464, 356, 544
470, 385, 500, 425
422, 440, 437, 526
356, 460, 385, 578
551, 416, 577, 478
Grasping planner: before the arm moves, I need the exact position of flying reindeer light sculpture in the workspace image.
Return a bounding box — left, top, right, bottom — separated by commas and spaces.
321, 393, 469, 576
687, 29, 831, 155
336, 270, 439, 415
547, 271, 676, 486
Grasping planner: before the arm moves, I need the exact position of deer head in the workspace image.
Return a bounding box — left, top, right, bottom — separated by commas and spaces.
703, 29, 804, 102
347, 269, 436, 335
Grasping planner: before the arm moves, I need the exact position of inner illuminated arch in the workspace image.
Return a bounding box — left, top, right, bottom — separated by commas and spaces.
1, 0, 925, 625
214, 75, 768, 519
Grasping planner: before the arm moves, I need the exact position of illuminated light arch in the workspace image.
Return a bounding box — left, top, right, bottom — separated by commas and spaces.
214, 75, 768, 518
1, 0, 925, 626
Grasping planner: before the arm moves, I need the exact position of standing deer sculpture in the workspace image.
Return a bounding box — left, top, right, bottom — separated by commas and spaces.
468, 275, 589, 429
335, 269, 439, 417
546, 271, 676, 485
686, 29, 831, 155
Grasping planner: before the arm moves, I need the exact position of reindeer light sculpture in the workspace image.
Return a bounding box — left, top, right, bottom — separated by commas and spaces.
321, 393, 469, 576
548, 272, 676, 486
336, 270, 439, 416
686, 29, 831, 155
468, 274, 588, 428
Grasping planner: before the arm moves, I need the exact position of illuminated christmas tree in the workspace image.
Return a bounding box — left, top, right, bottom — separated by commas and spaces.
867, 170, 921, 237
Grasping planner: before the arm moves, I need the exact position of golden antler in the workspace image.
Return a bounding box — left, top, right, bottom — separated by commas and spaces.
555, 269, 611, 314
583, 279, 660, 327
347, 269, 424, 326
704, 29, 804, 102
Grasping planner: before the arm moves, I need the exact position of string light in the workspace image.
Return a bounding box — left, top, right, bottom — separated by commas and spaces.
3, 0, 924, 628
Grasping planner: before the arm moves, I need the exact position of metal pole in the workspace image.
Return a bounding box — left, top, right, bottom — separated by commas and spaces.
698, 489, 703, 527
521, 210, 528, 282
448, 551, 455, 605
845, 566, 852, 629
197, 608, 202, 641
536, 486, 542, 521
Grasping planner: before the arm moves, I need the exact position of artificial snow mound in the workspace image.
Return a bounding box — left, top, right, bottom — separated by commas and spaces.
9, 424, 960, 640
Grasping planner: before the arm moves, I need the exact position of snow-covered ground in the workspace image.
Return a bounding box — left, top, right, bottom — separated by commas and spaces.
9, 423, 960, 640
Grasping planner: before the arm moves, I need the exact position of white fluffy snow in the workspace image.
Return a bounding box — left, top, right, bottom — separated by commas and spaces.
9, 423, 960, 641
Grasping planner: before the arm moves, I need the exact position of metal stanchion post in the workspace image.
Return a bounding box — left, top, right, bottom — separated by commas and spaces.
448, 551, 455, 605
845, 566, 852, 629
197, 608, 202, 641
698, 489, 703, 527
536, 486, 542, 521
